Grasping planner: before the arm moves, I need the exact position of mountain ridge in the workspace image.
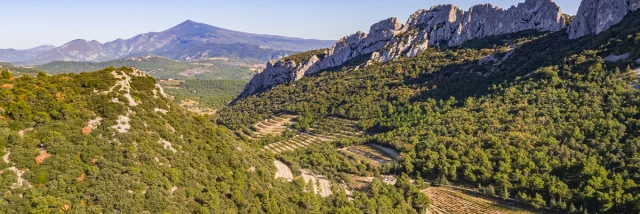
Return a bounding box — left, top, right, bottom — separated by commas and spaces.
0, 45, 56, 63
5, 20, 335, 66
236, 0, 567, 100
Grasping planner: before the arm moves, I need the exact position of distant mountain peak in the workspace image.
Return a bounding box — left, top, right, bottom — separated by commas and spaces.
181, 19, 198, 24
176, 20, 197, 26
4, 20, 334, 65
30, 45, 56, 50
170, 19, 212, 30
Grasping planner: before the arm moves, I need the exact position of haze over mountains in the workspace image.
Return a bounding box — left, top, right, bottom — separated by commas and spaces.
0, 20, 334, 66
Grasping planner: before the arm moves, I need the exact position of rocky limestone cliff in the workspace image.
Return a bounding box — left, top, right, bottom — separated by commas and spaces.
568, 0, 640, 39
237, 0, 565, 100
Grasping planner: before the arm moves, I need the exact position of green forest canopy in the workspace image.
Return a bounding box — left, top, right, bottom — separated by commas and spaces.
0, 67, 428, 213
220, 11, 640, 213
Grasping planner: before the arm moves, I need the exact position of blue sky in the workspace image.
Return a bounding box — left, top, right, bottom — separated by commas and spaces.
1, 0, 581, 49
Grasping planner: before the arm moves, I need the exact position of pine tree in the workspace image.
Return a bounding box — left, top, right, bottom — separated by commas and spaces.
487, 185, 496, 196
501, 186, 510, 199
0, 70, 11, 79
569, 203, 577, 213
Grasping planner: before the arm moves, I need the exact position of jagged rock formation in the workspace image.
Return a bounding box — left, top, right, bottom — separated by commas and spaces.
236, 0, 566, 100
568, 0, 640, 39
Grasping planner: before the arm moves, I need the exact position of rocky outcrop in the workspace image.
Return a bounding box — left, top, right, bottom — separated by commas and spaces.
568, 0, 640, 39
236, 0, 566, 100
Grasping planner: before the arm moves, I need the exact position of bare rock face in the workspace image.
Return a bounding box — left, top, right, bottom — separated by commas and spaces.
568, 0, 640, 39
236, 0, 565, 100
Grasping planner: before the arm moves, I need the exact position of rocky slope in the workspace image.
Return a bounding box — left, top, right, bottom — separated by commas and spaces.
568, 0, 640, 39
10, 20, 334, 65
236, 0, 566, 99
0, 67, 280, 212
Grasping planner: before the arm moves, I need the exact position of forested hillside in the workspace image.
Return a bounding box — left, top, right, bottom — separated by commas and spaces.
220, 11, 640, 213
0, 67, 428, 213
161, 79, 248, 110
0, 62, 40, 76
35, 56, 256, 80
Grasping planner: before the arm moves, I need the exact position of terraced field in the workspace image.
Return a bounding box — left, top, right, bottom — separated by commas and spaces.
346, 174, 398, 190
274, 160, 293, 182
423, 187, 535, 214
237, 114, 297, 139
272, 161, 333, 197
368, 144, 399, 160
263, 117, 364, 154
340, 144, 397, 164
308, 117, 364, 137
346, 175, 375, 190
301, 169, 332, 197
264, 132, 338, 153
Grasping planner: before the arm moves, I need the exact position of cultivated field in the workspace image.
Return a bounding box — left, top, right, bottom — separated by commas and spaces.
238, 114, 297, 140
274, 160, 293, 182
423, 187, 535, 214
273, 161, 333, 197
264, 132, 338, 154
346, 174, 398, 190
308, 117, 364, 137
339, 144, 397, 164
301, 169, 332, 197
263, 117, 364, 154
